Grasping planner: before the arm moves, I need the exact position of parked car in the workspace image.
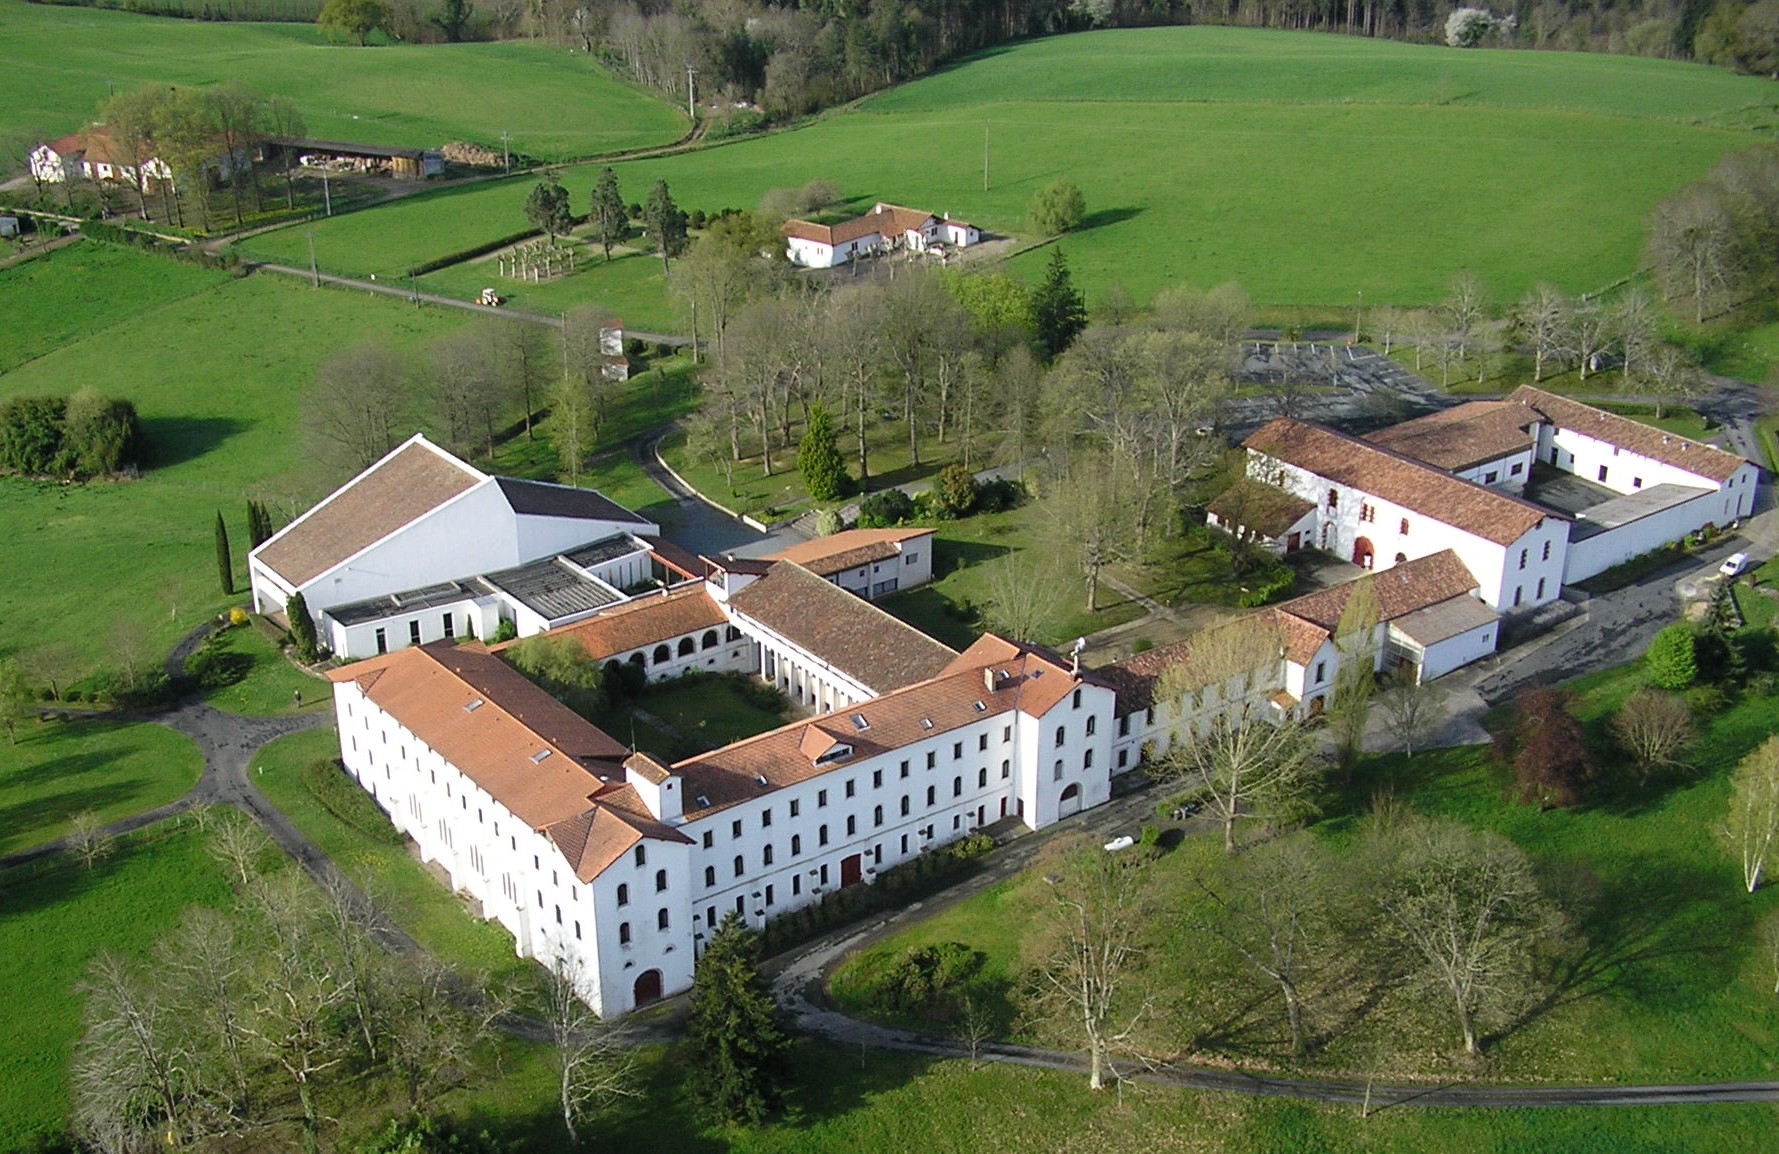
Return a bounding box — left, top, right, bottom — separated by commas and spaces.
1721, 552, 1750, 578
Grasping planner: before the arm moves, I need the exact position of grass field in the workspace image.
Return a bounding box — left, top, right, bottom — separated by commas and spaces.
880, 505, 1147, 650
0, 242, 468, 676
0, 0, 686, 160
0, 718, 202, 856
0, 819, 236, 1150
197, 623, 332, 717
250, 727, 534, 984
833, 662, 1779, 1085
635, 674, 790, 753
244, 26, 1775, 315
420, 245, 682, 334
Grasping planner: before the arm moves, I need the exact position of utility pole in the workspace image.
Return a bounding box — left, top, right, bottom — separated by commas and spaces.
307, 230, 319, 287
686, 67, 697, 122
501, 130, 511, 175
983, 120, 990, 192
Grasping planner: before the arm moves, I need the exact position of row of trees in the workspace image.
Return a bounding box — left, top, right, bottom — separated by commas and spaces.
1646, 142, 1779, 325
508, 0, 1778, 129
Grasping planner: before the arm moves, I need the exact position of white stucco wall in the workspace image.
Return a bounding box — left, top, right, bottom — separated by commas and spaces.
325, 596, 497, 659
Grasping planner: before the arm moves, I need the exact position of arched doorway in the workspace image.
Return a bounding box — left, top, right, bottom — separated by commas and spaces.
633, 968, 663, 1008
1058, 782, 1082, 818
1352, 537, 1375, 570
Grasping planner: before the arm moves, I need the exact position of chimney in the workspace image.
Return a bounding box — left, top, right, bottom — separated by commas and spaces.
983, 666, 997, 693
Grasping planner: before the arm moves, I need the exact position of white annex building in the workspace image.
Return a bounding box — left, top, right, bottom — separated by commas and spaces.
248, 435, 683, 659
782, 203, 980, 268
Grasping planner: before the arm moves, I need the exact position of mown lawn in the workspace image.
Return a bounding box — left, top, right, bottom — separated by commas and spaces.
196, 622, 331, 717
834, 662, 1779, 1085
0, 245, 468, 676
880, 505, 1145, 651
636, 675, 790, 753
0, 819, 236, 1151
420, 245, 682, 334
250, 728, 534, 985
244, 26, 1773, 313
0, 239, 224, 373
0, 0, 686, 160
0, 718, 202, 856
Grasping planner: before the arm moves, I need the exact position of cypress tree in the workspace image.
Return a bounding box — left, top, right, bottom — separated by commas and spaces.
796, 404, 848, 502
287, 591, 319, 663
686, 913, 789, 1125
247, 499, 273, 548
1032, 247, 1087, 360
214, 511, 234, 595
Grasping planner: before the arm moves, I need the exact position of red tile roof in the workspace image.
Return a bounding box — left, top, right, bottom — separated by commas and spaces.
764, 528, 932, 578
1507, 385, 1751, 484
255, 438, 482, 588
782, 204, 936, 248
728, 563, 956, 692
1276, 550, 1481, 634
327, 643, 686, 882
530, 587, 729, 662
671, 633, 1075, 820
1244, 418, 1558, 546
1365, 402, 1536, 471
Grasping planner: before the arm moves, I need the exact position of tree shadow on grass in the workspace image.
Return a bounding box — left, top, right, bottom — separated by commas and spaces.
139, 414, 246, 470
1075, 206, 1143, 233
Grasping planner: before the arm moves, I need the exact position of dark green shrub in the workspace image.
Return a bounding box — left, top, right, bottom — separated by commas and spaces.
0, 395, 71, 475
1237, 564, 1295, 608
1684, 683, 1731, 715
857, 488, 915, 529
975, 476, 1023, 513
184, 645, 251, 691
302, 758, 406, 845
932, 464, 978, 518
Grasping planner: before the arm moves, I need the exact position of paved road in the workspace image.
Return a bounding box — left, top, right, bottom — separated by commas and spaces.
633, 434, 806, 557
248, 262, 688, 347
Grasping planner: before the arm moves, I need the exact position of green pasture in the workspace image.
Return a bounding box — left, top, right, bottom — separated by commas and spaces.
244, 26, 1772, 313
0, 240, 226, 373
0, 243, 468, 674
197, 623, 331, 717
0, 718, 202, 856
420, 246, 681, 334
834, 662, 1779, 1085
0, 819, 236, 1150
251, 727, 534, 984
0, 0, 686, 160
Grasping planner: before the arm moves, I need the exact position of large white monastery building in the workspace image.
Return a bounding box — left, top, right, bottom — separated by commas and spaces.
314, 388, 1756, 1017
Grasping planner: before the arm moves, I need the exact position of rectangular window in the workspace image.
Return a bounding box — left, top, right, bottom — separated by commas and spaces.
1359, 502, 1374, 522
1633, 476, 1643, 489
409, 620, 422, 646
1536, 577, 1546, 599
845, 779, 856, 799
978, 734, 988, 752
926, 751, 936, 770
1519, 549, 1528, 570
818, 789, 828, 808
906, 552, 918, 564
1598, 465, 1609, 483
820, 864, 830, 887
790, 799, 800, 818
375, 628, 387, 655
1510, 462, 1523, 475
1484, 470, 1498, 484
765, 884, 775, 907
792, 876, 801, 896
701, 831, 713, 849
1315, 661, 1326, 683
1399, 518, 1409, 535
1542, 540, 1551, 561
899, 761, 910, 779
1514, 586, 1524, 607
953, 742, 963, 760
732, 819, 743, 839
872, 769, 882, 788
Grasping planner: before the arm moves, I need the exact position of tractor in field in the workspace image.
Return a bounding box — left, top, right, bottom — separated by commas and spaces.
477, 287, 503, 307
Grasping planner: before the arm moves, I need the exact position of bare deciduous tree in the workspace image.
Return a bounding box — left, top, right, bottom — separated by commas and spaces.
1640, 344, 1705, 420
159, 905, 256, 1120
385, 953, 508, 1112
1040, 457, 1134, 613
980, 552, 1064, 644
1326, 577, 1381, 770
1511, 283, 1569, 383
306, 341, 415, 481
71, 951, 195, 1152
207, 807, 271, 885
1378, 675, 1448, 759
66, 809, 113, 870
548, 374, 599, 486
1725, 736, 1779, 894
1376, 817, 1562, 1055
1161, 710, 1317, 853
1648, 183, 1737, 324
1190, 832, 1343, 1053
1029, 837, 1152, 1090
540, 952, 636, 1143
1609, 688, 1694, 785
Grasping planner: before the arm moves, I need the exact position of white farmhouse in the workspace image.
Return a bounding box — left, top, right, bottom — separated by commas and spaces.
1226, 417, 1570, 614
30, 127, 249, 190
248, 435, 659, 656
782, 203, 979, 269
759, 527, 935, 600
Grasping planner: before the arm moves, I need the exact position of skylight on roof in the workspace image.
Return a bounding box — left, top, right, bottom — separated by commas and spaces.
920, 718, 933, 730
695, 795, 710, 808
530, 749, 552, 764
972, 701, 986, 713
850, 713, 870, 731
464, 699, 484, 713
